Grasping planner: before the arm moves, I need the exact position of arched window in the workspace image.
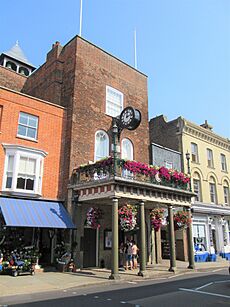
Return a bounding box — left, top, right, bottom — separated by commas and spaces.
94, 130, 109, 162
223, 180, 230, 206
209, 176, 217, 204
193, 172, 202, 202
6, 61, 17, 72
121, 138, 133, 160
19, 67, 29, 76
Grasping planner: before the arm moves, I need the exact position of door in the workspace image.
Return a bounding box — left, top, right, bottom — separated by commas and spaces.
212, 229, 217, 253
83, 228, 96, 267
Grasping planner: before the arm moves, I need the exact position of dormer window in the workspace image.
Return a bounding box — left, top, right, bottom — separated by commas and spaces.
0, 41, 36, 76
6, 61, 17, 71
19, 67, 29, 76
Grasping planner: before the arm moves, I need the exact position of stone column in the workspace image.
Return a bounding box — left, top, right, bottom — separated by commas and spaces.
109, 197, 120, 280
187, 207, 195, 269
151, 228, 156, 264
155, 229, 162, 264
168, 205, 176, 272
138, 200, 148, 277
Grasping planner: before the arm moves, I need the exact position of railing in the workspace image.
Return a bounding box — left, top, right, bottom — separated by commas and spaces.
72, 157, 190, 191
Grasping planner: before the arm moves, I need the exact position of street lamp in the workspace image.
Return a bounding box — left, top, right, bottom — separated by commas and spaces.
185, 151, 191, 175
185, 151, 191, 191
112, 119, 119, 177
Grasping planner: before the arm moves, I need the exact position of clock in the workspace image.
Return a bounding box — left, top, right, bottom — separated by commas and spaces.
120, 106, 141, 130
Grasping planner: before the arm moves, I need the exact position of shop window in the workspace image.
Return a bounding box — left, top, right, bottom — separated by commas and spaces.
209, 176, 217, 204
221, 154, 227, 172
193, 224, 206, 251
2, 145, 46, 196
106, 86, 123, 117
191, 142, 199, 163
207, 148, 214, 168
94, 130, 109, 162
17, 112, 38, 141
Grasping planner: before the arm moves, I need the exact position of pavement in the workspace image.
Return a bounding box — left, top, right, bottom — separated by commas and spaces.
0, 258, 229, 299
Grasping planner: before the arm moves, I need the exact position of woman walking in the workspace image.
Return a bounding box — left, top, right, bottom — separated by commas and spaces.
132, 240, 139, 269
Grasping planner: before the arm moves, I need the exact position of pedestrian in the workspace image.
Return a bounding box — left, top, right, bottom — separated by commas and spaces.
125, 239, 133, 270
119, 242, 125, 267
132, 240, 139, 269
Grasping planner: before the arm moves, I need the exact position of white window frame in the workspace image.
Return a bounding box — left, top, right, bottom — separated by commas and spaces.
193, 178, 202, 202
121, 138, 134, 160
191, 143, 199, 163
17, 112, 38, 141
94, 130, 109, 162
223, 184, 230, 206
221, 154, 227, 172
106, 86, 123, 117
209, 177, 217, 204
121, 138, 134, 179
207, 148, 214, 168
2, 144, 46, 196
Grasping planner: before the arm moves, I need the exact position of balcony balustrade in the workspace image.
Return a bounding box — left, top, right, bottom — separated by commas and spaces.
72, 157, 190, 191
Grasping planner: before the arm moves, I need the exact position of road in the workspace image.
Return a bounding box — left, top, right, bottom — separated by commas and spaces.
1, 269, 230, 306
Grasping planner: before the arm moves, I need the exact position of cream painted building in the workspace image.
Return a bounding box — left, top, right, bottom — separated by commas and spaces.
149, 116, 230, 255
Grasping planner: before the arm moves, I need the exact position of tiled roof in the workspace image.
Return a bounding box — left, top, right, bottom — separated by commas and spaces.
3, 41, 35, 67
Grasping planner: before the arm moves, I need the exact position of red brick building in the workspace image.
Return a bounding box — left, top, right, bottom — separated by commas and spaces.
0, 37, 194, 274
0, 84, 74, 265
0, 86, 66, 199
22, 37, 149, 191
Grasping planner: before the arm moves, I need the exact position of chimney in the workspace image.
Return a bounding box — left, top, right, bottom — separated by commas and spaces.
200, 120, 213, 131
46, 41, 63, 62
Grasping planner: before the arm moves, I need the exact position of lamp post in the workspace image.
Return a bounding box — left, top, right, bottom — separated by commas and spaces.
112, 119, 119, 177
186, 151, 191, 192
185, 151, 195, 269
185, 151, 191, 175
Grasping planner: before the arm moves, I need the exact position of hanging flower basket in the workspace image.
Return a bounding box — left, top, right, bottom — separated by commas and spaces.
150, 208, 165, 231
118, 204, 137, 232
173, 211, 191, 230
119, 159, 190, 189
86, 207, 102, 229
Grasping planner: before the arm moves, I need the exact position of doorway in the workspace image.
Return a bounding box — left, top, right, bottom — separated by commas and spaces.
212, 229, 217, 253
83, 228, 97, 267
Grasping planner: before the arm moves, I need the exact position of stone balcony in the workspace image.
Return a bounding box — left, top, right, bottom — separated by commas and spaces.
70, 158, 194, 207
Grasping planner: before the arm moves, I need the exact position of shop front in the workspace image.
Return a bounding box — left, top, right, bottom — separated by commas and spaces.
0, 196, 76, 271
192, 203, 230, 261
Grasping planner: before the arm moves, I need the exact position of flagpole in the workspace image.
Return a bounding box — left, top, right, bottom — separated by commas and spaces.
79, 0, 83, 36
134, 29, 137, 69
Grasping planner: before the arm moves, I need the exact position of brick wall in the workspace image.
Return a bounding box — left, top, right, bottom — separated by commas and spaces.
0, 66, 27, 92
22, 36, 150, 195
71, 37, 149, 171
0, 87, 66, 200
149, 115, 182, 152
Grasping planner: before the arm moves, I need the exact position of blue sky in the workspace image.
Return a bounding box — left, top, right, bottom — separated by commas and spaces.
1, 0, 230, 138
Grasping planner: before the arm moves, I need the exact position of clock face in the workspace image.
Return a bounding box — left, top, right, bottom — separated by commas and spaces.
119, 106, 141, 130
120, 108, 134, 126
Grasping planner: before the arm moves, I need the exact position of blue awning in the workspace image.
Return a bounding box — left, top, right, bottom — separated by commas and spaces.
0, 197, 76, 229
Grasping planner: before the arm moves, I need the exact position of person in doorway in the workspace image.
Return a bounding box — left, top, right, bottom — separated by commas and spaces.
125, 240, 133, 270
119, 242, 125, 268
131, 240, 139, 269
